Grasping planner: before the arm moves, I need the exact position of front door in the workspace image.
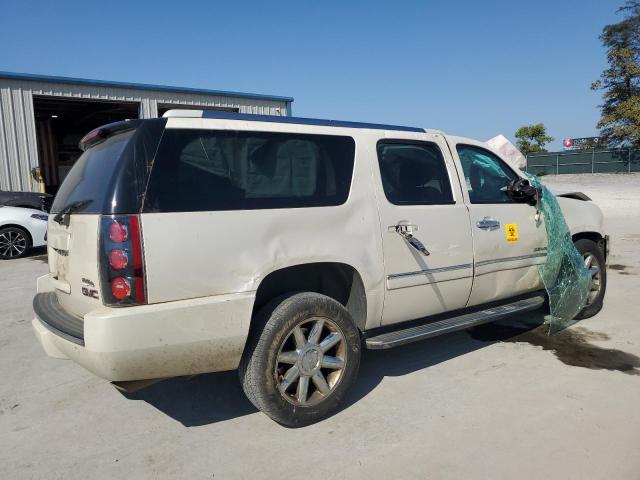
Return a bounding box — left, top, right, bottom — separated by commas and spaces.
450, 141, 547, 307
373, 136, 474, 326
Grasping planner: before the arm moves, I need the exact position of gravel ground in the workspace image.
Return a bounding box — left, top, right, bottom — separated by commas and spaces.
1, 173, 639, 480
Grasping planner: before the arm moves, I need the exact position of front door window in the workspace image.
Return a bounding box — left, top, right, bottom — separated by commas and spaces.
456, 145, 517, 204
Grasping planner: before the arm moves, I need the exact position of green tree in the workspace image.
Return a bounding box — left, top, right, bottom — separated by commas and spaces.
515, 123, 554, 156
591, 1, 640, 148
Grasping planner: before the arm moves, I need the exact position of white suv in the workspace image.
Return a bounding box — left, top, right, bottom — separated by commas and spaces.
32, 111, 607, 426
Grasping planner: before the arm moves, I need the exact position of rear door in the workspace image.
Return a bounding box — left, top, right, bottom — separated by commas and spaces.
450, 140, 547, 307
372, 135, 474, 326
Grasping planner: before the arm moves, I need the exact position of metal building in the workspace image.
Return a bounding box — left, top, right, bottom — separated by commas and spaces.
0, 71, 294, 193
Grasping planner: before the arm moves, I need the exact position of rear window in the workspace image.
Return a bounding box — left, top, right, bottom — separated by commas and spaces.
143, 129, 356, 212
377, 141, 454, 205
50, 119, 166, 215
51, 131, 134, 214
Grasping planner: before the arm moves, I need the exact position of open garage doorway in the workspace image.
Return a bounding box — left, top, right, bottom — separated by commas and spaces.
33, 97, 139, 194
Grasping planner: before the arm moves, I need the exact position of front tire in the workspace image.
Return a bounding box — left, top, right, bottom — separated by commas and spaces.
0, 226, 31, 259
574, 238, 607, 319
239, 292, 361, 427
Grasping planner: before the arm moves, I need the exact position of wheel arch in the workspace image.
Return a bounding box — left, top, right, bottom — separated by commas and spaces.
0, 223, 33, 245
251, 262, 368, 333
572, 231, 603, 244
572, 231, 607, 262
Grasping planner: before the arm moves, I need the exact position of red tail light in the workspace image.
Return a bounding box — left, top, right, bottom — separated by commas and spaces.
109, 249, 128, 270
111, 277, 131, 300
108, 221, 128, 243
100, 215, 146, 306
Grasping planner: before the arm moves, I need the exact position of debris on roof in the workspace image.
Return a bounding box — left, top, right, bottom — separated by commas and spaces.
486, 134, 527, 170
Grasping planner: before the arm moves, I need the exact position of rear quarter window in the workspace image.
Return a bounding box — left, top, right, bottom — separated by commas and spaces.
143, 129, 356, 212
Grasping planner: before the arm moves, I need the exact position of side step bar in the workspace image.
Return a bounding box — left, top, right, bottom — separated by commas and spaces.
365, 295, 545, 350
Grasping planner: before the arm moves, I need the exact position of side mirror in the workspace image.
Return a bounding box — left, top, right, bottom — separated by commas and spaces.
506, 178, 541, 206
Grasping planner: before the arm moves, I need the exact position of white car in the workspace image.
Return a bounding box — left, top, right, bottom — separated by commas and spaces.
32, 111, 607, 426
0, 206, 48, 259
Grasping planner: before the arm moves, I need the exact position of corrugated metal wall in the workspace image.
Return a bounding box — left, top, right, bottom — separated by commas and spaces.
0, 78, 291, 191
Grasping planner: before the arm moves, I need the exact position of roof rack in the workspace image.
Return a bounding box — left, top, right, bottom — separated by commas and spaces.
163, 109, 425, 133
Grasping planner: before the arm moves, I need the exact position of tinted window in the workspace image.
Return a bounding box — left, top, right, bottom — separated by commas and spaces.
377, 141, 454, 205
144, 129, 355, 212
50, 119, 166, 215
456, 145, 517, 203
51, 130, 134, 214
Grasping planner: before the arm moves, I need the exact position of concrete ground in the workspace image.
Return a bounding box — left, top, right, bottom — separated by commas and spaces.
1, 173, 639, 480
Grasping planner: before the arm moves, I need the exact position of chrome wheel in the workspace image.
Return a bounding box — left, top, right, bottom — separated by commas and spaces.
584, 252, 602, 305
275, 317, 347, 406
0, 229, 28, 258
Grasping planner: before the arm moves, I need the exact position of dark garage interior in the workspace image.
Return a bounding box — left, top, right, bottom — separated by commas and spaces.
33, 97, 139, 194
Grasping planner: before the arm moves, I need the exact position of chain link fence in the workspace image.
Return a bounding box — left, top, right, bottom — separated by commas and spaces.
526, 149, 640, 175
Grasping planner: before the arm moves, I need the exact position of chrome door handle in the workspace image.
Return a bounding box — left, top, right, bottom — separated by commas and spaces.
395, 225, 430, 256
476, 217, 500, 230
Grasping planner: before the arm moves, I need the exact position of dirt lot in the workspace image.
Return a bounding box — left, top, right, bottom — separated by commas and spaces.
1, 173, 639, 479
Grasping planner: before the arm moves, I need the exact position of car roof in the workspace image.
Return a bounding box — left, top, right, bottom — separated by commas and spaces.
162, 109, 428, 134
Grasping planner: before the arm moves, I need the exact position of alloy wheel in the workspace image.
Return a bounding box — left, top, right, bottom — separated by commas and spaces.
583, 252, 602, 305
275, 317, 347, 406
0, 230, 27, 258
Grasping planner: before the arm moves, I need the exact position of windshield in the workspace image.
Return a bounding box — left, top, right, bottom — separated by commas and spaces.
51, 131, 135, 214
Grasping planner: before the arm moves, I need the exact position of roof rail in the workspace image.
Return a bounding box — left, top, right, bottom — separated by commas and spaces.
173, 110, 426, 133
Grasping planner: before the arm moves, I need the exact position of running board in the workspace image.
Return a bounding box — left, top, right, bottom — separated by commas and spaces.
365, 295, 545, 350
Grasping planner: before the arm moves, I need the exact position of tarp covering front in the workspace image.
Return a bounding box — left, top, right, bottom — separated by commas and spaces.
526, 174, 592, 333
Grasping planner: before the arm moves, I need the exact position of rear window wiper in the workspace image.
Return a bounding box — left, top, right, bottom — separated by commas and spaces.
53, 199, 93, 226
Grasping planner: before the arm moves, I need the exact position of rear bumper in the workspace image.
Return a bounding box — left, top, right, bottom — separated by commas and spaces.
32, 276, 254, 381
33, 292, 84, 345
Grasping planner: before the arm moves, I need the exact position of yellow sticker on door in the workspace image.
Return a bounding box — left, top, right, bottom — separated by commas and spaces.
505, 223, 519, 242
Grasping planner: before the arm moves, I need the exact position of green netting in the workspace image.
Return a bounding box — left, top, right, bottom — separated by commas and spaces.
524, 174, 592, 333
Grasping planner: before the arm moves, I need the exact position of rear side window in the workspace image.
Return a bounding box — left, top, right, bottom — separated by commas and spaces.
377, 141, 454, 205
144, 129, 356, 212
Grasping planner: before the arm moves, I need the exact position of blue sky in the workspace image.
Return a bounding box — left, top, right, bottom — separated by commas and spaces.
1, 0, 621, 150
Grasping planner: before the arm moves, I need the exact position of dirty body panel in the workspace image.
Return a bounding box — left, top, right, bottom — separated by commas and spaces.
32, 114, 606, 384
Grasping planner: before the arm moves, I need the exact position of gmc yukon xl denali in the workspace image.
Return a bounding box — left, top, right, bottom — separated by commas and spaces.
32, 111, 607, 426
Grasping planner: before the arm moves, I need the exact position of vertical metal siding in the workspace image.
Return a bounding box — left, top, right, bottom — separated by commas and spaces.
0, 85, 39, 191
0, 78, 290, 191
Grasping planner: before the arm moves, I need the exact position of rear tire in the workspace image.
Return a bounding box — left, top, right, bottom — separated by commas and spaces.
239, 292, 361, 427
0, 226, 31, 260
574, 238, 606, 319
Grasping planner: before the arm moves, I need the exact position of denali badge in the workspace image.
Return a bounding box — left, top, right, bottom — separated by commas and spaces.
81, 278, 95, 287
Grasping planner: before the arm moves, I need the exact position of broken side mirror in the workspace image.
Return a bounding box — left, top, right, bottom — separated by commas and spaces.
506, 178, 542, 206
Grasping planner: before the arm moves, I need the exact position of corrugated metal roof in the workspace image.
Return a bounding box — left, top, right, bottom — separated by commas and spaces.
0, 71, 294, 103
